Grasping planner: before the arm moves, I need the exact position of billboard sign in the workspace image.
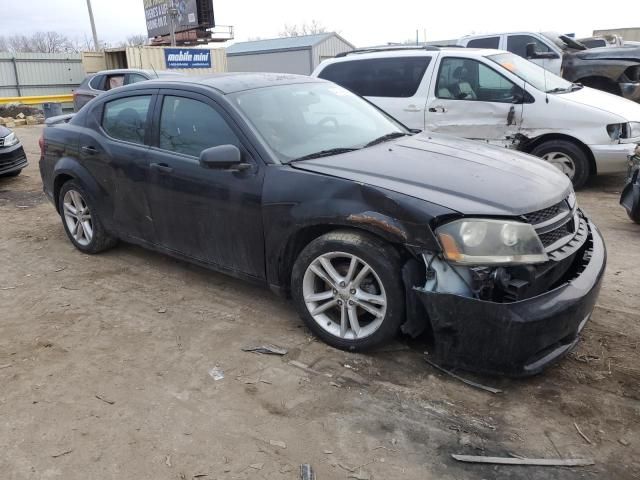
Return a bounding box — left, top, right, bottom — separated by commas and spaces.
144, 0, 199, 38
164, 48, 212, 68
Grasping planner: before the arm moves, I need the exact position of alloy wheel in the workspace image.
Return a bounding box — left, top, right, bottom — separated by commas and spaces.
302, 251, 387, 340
542, 151, 577, 180
63, 190, 93, 246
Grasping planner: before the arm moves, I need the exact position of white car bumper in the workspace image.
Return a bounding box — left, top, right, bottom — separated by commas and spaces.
590, 142, 639, 174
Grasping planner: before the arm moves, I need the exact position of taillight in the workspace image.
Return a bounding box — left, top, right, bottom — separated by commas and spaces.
38, 134, 45, 157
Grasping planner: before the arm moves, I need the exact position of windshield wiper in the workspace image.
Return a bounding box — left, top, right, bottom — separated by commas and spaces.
291, 147, 360, 162
364, 132, 409, 148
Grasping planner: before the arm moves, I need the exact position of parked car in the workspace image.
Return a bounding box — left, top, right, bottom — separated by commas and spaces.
620, 144, 640, 223
39, 73, 606, 376
577, 35, 623, 49
73, 68, 185, 111
313, 46, 640, 188
0, 125, 27, 177
457, 32, 640, 102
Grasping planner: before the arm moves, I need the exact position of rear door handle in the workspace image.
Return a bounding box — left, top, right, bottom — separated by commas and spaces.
150, 162, 174, 174
428, 106, 447, 113
81, 145, 98, 154
403, 105, 423, 113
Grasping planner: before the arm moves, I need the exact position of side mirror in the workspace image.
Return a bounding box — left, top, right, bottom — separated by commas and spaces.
525, 43, 558, 60
199, 144, 249, 171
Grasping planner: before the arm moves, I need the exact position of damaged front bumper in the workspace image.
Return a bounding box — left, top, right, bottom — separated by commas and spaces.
414, 221, 606, 377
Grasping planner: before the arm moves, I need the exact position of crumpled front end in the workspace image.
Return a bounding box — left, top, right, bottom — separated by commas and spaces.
413, 198, 607, 376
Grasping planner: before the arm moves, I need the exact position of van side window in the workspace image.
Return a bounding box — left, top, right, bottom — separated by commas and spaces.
436, 57, 519, 103
467, 37, 500, 49
507, 35, 552, 58
318, 57, 431, 98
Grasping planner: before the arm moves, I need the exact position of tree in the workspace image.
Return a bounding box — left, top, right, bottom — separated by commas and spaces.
120, 34, 149, 47
0, 32, 77, 53
279, 20, 327, 37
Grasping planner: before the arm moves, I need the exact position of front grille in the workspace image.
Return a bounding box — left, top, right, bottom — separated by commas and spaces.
0, 146, 27, 171
0, 138, 4, 147
523, 200, 569, 225
538, 219, 575, 247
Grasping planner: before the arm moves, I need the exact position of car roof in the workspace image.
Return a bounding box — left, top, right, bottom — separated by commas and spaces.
138, 72, 325, 94
315, 47, 507, 69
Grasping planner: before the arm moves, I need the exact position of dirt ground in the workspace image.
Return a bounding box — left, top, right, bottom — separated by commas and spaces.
1, 125, 639, 480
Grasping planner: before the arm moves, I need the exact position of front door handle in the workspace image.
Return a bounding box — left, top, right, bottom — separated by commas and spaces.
81, 145, 98, 154
150, 162, 174, 174
428, 106, 447, 113
403, 105, 423, 113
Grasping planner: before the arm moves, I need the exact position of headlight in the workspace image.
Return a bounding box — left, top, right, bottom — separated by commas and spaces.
2, 131, 19, 147
628, 122, 640, 139
607, 123, 626, 140
436, 219, 548, 265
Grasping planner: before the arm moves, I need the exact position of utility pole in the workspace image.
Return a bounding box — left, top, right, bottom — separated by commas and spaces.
168, 1, 179, 47
85, 0, 100, 51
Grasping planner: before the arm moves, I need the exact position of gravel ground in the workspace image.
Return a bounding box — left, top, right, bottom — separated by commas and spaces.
1, 125, 639, 479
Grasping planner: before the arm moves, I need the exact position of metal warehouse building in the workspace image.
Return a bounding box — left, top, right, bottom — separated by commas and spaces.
226, 33, 354, 75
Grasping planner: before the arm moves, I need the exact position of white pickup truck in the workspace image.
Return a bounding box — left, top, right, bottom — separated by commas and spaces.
313, 46, 640, 188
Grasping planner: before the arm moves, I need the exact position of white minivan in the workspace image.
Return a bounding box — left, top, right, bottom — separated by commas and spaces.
312, 46, 640, 188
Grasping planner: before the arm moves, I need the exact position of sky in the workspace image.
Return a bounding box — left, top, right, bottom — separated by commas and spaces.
0, 0, 634, 47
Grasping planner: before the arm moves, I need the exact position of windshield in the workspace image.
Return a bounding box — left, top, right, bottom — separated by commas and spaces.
230, 82, 407, 163
488, 52, 574, 93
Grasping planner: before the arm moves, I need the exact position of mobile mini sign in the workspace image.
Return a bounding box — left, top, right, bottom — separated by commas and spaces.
164, 49, 212, 69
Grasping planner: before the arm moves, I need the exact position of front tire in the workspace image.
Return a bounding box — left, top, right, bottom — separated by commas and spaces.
291, 230, 405, 351
58, 180, 117, 254
531, 140, 590, 189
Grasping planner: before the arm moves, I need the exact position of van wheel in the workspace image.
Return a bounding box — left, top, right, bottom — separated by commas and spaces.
531, 140, 590, 189
291, 230, 405, 351
58, 180, 117, 254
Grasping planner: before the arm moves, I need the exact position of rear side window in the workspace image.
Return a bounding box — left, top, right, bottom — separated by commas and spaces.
159, 96, 240, 157
89, 75, 105, 90
507, 35, 552, 58
102, 95, 151, 145
467, 37, 500, 49
126, 73, 148, 85
319, 57, 431, 98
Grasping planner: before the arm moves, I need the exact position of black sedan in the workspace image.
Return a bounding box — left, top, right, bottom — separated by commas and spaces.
39, 73, 606, 376
0, 125, 28, 177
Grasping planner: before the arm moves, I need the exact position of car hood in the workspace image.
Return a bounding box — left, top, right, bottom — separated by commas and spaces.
569, 45, 640, 62
291, 133, 572, 216
559, 85, 640, 121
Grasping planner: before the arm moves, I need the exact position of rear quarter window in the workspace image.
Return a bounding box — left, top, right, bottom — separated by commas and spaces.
467, 37, 500, 49
89, 75, 105, 90
318, 56, 431, 98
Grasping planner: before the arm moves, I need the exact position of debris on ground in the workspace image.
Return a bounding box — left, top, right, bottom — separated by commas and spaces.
157, 308, 167, 314
574, 422, 592, 444
424, 357, 502, 394
299, 464, 315, 480
347, 470, 371, 480
165, 454, 172, 467
51, 449, 73, 458
0, 364, 12, 369
242, 344, 288, 355
249, 463, 264, 470
269, 440, 286, 449
288, 360, 333, 378
619, 438, 630, 446
451, 454, 595, 466
95, 394, 115, 405
208, 366, 225, 381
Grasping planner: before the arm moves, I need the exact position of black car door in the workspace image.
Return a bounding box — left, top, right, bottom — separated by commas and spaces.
145, 89, 266, 279
82, 90, 157, 242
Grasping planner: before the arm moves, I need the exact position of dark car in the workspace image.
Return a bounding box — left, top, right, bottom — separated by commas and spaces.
0, 125, 28, 177
621, 145, 640, 223
39, 73, 606, 376
73, 68, 185, 111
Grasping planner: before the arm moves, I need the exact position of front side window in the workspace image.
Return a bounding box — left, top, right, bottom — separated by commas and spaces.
467, 37, 500, 49
436, 57, 519, 103
102, 95, 151, 145
231, 82, 406, 163
318, 57, 431, 98
159, 96, 240, 157
507, 35, 552, 58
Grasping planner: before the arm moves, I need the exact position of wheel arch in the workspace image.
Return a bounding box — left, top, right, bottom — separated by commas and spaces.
521, 133, 597, 175
52, 158, 103, 213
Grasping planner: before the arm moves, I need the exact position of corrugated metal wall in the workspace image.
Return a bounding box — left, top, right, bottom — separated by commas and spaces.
227, 49, 311, 74
312, 37, 353, 70
0, 52, 84, 97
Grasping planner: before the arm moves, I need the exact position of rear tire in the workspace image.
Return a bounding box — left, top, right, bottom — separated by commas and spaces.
58, 180, 117, 254
291, 230, 405, 351
531, 139, 590, 189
